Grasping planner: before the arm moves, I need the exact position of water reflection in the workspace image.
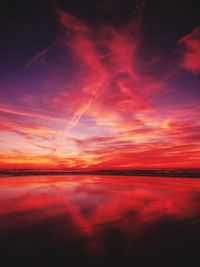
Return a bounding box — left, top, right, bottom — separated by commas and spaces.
0, 175, 200, 266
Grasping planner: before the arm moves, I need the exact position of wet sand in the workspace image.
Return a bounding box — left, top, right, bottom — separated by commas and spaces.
0, 175, 200, 266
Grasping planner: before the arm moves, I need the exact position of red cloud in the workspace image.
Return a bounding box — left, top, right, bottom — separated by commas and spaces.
0, 8, 199, 169
53, 8, 165, 155
179, 27, 200, 72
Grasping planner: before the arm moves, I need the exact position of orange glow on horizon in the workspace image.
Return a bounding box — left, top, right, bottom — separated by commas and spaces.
0, 8, 199, 170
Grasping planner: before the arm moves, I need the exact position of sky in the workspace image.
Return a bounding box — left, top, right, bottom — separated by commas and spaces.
0, 0, 199, 169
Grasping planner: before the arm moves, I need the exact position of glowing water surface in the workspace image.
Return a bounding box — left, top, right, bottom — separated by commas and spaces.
0, 175, 200, 266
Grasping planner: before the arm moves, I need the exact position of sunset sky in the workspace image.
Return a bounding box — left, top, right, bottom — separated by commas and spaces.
0, 0, 199, 169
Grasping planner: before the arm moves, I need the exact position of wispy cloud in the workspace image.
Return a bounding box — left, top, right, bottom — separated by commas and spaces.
0, 8, 199, 169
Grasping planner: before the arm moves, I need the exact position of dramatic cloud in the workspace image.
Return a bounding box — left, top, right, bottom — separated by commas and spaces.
0, 7, 199, 169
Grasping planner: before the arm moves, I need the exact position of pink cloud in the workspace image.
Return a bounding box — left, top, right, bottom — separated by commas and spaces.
0, 8, 199, 169
179, 27, 200, 72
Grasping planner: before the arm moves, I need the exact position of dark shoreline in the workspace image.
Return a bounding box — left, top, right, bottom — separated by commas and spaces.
0, 169, 200, 178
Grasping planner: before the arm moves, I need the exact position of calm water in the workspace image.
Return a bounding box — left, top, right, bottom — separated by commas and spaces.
0, 175, 200, 266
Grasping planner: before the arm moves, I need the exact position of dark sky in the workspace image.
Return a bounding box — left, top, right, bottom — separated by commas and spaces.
0, 0, 199, 76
